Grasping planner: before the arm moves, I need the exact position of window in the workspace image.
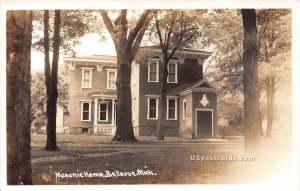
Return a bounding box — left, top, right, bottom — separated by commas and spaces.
81, 101, 91, 121
147, 98, 158, 119
81, 68, 93, 88
167, 98, 177, 120
99, 103, 108, 121
148, 61, 159, 82
167, 62, 178, 83
183, 99, 187, 119
107, 69, 117, 89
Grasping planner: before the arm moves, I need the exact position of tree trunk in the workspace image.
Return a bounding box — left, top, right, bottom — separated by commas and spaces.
266, 77, 275, 137
112, 25, 136, 142
100, 10, 152, 143
157, 58, 168, 140
44, 10, 61, 150
241, 9, 261, 155
112, 52, 137, 143
6, 10, 33, 185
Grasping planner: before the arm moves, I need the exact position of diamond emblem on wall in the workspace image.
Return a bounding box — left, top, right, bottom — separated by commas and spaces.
199, 94, 210, 107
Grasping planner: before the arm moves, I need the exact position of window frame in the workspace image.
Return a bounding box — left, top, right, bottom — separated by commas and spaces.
81, 67, 93, 88
98, 102, 109, 122
167, 98, 177, 120
107, 69, 117, 90
167, 61, 178, 83
148, 60, 159, 82
183, 99, 187, 120
147, 97, 159, 120
80, 101, 92, 121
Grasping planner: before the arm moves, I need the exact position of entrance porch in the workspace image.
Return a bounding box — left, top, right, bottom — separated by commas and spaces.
92, 95, 117, 135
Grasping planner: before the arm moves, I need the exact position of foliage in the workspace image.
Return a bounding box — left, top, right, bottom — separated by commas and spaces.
32, 10, 98, 55
203, 9, 291, 126
257, 11, 292, 89
31, 65, 70, 130
147, 10, 206, 50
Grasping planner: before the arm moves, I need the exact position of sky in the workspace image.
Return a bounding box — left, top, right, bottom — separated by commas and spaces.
31, 33, 116, 71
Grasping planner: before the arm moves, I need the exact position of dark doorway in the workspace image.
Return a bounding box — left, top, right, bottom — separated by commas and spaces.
82, 128, 89, 134
196, 110, 213, 138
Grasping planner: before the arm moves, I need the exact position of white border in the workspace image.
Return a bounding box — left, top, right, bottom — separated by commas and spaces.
1, 1, 299, 191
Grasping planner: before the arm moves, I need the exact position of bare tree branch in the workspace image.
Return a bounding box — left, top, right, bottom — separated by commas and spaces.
165, 19, 175, 50
155, 19, 165, 51
130, 10, 156, 62
126, 9, 150, 52
99, 10, 115, 38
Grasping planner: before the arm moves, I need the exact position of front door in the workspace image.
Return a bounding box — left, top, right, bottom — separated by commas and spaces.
196, 110, 213, 138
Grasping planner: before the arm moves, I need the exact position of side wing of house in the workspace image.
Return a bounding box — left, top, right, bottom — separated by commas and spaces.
135, 47, 215, 137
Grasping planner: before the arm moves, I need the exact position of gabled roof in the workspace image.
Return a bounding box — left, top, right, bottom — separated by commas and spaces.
173, 79, 218, 96
189, 80, 218, 90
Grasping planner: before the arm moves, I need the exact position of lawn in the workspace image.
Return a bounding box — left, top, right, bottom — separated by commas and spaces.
31, 133, 292, 185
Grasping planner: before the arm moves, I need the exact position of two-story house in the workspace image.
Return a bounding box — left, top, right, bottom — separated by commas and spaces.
64, 46, 218, 138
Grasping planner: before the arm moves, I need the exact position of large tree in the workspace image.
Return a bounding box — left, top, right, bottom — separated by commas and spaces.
32, 10, 97, 150
256, 10, 291, 137
241, 9, 261, 155
203, 9, 291, 136
149, 10, 204, 140
100, 10, 154, 142
43, 10, 61, 150
6, 10, 33, 184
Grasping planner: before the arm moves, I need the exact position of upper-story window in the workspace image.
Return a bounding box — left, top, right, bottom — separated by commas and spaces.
107, 69, 117, 89
81, 68, 93, 88
148, 61, 159, 82
167, 61, 178, 83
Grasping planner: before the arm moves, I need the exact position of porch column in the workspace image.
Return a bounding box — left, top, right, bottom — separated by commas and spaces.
94, 98, 98, 125
112, 98, 115, 125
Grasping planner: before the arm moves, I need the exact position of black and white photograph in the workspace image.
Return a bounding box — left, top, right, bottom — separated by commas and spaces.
1, 0, 299, 190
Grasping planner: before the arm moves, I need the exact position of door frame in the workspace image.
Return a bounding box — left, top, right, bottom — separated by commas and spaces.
195, 108, 213, 137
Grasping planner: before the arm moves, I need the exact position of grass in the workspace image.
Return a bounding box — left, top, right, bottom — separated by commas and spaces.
31, 133, 292, 185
